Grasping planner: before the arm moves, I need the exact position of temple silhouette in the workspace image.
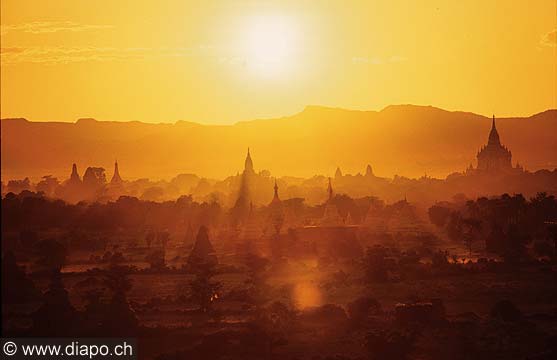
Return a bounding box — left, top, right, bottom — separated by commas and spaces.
472, 115, 523, 174
231, 148, 255, 226
110, 160, 123, 185
9, 114, 550, 208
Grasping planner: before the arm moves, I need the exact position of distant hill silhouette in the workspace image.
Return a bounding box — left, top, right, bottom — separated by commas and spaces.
2, 105, 556, 181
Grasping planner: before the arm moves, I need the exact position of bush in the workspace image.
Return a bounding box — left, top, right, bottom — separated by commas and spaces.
428, 205, 452, 228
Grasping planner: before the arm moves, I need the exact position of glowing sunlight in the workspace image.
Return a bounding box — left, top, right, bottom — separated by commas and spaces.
242, 15, 298, 77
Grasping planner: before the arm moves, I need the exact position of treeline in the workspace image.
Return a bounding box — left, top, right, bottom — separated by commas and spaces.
429, 192, 557, 261
1, 191, 393, 234
1, 192, 223, 233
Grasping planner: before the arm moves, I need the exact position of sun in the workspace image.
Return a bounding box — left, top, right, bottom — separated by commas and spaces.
243, 15, 297, 77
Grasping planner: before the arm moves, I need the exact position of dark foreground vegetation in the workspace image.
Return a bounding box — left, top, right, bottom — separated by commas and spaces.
2, 192, 557, 360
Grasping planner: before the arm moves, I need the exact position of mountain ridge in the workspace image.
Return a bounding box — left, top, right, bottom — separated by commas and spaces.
3, 104, 555, 126
2, 105, 556, 181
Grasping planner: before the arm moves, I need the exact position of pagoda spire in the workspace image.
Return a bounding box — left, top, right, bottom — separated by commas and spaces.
365, 164, 374, 177
335, 167, 343, 178
488, 115, 501, 146
269, 178, 282, 207
110, 160, 123, 184
244, 147, 254, 174
69, 163, 81, 183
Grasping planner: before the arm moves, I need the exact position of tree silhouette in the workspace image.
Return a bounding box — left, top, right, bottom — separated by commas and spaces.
364, 246, 389, 283
252, 301, 295, 360
244, 253, 270, 306
1, 251, 38, 304
428, 204, 452, 228
101, 265, 138, 336
461, 218, 481, 257
189, 263, 222, 314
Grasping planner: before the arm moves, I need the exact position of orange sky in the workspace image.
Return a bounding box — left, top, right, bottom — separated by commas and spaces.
1, 0, 556, 124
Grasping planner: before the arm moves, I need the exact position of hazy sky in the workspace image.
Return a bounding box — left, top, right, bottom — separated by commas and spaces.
1, 0, 556, 124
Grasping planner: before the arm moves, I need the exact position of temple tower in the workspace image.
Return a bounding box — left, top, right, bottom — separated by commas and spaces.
335, 167, 343, 179
271, 179, 280, 204
244, 148, 255, 175
269, 179, 284, 235
476, 115, 513, 172
232, 148, 255, 225
69, 163, 81, 183
110, 160, 123, 184
321, 178, 343, 226
365, 164, 374, 177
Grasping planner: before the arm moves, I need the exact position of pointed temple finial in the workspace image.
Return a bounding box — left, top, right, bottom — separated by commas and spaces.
335, 167, 342, 178
244, 147, 254, 173
270, 178, 281, 206
487, 114, 501, 146
70, 163, 81, 182
111, 159, 123, 184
